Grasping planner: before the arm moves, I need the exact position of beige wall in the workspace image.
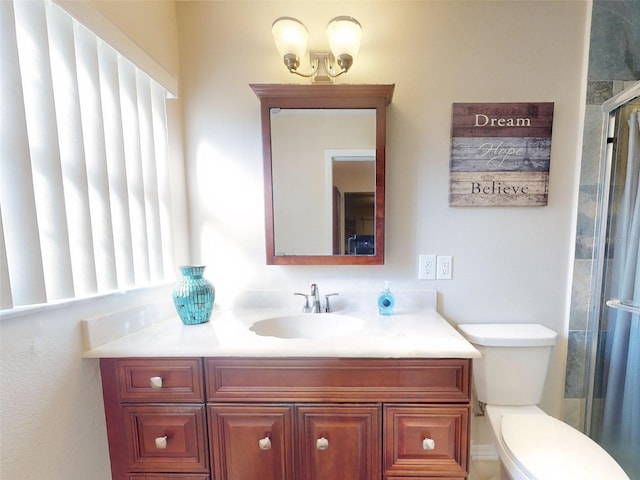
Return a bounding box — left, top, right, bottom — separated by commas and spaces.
177, 0, 590, 418
89, 0, 180, 76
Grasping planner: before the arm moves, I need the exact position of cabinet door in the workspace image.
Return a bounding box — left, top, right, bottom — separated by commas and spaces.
384, 405, 469, 478
297, 404, 381, 480
123, 405, 208, 473
209, 404, 294, 480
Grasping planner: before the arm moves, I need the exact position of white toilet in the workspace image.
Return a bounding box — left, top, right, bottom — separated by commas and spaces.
458, 323, 629, 480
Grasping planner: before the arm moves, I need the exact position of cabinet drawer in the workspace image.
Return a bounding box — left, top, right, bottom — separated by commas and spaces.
206, 358, 471, 402
114, 358, 204, 402
123, 405, 209, 473
129, 476, 210, 480
384, 405, 469, 478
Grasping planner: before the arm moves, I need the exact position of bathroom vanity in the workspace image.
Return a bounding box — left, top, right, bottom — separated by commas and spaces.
84, 304, 480, 480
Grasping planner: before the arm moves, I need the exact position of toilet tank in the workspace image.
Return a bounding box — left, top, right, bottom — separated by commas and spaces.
457, 324, 558, 406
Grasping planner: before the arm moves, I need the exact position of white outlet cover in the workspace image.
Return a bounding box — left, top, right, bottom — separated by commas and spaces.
437, 256, 453, 280
418, 254, 437, 280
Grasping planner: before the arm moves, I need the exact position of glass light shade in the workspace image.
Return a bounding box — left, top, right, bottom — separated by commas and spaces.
272, 17, 308, 60
326, 16, 362, 59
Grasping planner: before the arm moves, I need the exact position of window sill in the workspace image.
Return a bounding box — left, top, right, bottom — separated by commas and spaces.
0, 282, 174, 322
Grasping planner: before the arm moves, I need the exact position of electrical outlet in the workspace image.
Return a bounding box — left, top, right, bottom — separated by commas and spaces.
437, 255, 453, 280
418, 254, 437, 280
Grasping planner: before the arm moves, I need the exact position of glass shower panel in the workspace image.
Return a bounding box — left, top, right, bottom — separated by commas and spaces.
589, 97, 640, 480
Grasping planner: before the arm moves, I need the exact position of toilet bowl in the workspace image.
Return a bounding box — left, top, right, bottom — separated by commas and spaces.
458, 323, 629, 480
485, 404, 629, 480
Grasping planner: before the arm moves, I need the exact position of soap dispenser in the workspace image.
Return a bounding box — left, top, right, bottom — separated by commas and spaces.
378, 281, 395, 315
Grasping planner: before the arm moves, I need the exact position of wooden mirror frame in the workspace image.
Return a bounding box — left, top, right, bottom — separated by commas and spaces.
251, 84, 395, 265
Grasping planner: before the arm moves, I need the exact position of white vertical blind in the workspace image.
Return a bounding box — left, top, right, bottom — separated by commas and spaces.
0, 0, 176, 310
118, 57, 150, 285
0, 209, 12, 309
0, 0, 47, 308
14, 0, 75, 301
46, 0, 97, 296
136, 70, 164, 281
97, 40, 135, 289
74, 21, 117, 293
151, 83, 176, 276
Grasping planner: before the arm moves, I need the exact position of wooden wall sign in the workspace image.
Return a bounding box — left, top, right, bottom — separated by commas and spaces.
449, 102, 554, 206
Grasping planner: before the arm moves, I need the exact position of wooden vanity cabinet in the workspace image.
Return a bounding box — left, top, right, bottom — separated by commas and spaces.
100, 358, 210, 480
101, 357, 471, 480
206, 358, 470, 480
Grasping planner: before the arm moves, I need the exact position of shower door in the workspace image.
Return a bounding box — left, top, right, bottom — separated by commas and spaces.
587, 82, 640, 479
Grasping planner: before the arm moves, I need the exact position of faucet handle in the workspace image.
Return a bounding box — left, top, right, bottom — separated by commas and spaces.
294, 293, 312, 313
324, 293, 339, 313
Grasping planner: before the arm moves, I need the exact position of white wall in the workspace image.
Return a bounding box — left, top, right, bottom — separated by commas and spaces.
0, 2, 184, 479
177, 0, 590, 417
0, 287, 173, 480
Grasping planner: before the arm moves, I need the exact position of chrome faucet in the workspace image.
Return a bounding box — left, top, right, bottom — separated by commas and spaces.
294, 284, 339, 313
310, 283, 321, 313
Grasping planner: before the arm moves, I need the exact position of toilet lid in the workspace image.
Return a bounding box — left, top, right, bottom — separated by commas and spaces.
501, 414, 629, 480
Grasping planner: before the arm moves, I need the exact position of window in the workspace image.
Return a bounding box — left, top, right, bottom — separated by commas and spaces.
0, 0, 179, 310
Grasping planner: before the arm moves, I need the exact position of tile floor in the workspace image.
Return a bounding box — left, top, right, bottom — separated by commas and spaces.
469, 459, 503, 480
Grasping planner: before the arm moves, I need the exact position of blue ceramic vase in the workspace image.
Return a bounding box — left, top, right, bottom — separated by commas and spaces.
172, 265, 215, 325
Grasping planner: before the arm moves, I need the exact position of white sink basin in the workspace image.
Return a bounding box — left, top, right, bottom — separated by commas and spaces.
249, 313, 364, 339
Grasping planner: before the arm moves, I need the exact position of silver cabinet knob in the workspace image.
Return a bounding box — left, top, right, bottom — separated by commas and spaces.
155, 436, 168, 449
422, 438, 436, 450
316, 437, 329, 450
259, 436, 272, 450
149, 376, 163, 388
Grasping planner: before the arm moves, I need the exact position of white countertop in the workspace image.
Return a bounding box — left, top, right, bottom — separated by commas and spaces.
82, 306, 481, 359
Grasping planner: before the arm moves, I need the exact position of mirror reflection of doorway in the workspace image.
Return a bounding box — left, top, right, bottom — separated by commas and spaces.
329, 151, 376, 255
344, 192, 374, 255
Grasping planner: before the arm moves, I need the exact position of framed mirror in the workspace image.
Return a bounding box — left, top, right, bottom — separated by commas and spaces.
251, 84, 394, 265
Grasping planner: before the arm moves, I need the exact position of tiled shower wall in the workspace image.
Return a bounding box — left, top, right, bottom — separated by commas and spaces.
564, 0, 640, 430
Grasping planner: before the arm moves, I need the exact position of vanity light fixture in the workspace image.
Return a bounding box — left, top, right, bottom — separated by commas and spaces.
271, 16, 362, 83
